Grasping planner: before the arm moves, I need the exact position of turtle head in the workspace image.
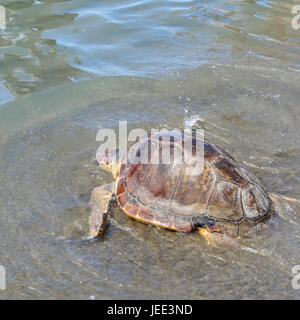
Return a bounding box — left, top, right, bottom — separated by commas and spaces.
96, 149, 125, 179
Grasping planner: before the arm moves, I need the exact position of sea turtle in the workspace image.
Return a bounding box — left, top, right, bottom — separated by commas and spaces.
88, 130, 286, 242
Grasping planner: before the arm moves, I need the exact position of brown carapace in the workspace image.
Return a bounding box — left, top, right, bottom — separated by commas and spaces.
89, 131, 273, 240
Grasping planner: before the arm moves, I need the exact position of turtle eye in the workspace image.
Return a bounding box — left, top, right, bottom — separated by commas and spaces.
242, 185, 270, 219
96, 152, 109, 166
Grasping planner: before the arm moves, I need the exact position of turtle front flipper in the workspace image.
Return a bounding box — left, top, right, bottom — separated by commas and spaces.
88, 183, 116, 238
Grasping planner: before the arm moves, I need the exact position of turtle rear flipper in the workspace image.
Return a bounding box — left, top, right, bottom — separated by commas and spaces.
88, 183, 116, 238
269, 193, 300, 220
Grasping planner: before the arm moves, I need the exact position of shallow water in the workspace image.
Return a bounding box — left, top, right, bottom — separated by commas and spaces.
0, 0, 300, 299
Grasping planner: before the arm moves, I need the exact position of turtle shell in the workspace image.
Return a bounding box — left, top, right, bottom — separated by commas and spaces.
115, 131, 272, 237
